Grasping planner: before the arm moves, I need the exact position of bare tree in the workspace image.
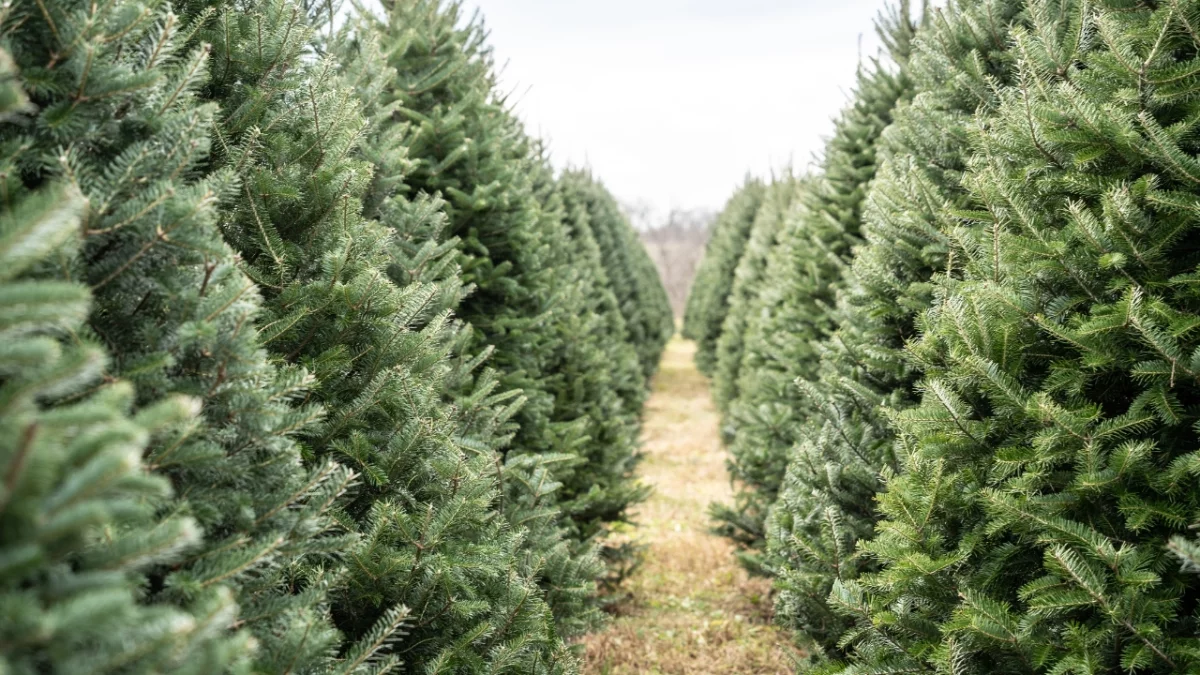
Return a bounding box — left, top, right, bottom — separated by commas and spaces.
628, 205, 715, 318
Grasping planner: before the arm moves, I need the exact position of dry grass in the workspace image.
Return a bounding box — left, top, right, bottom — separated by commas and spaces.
578, 337, 801, 675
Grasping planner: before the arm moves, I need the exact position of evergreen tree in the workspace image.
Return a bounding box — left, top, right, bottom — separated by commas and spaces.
339, 25, 605, 640
363, 0, 648, 559
832, 1, 1200, 671
714, 9, 915, 582
617, 217, 675, 378
542, 167, 649, 578
0, 56, 247, 670
563, 170, 673, 379
707, 176, 803, 561
682, 179, 765, 375
185, 1, 576, 669
553, 169, 647, 437
760, 0, 1020, 660
712, 174, 802, 415
1, 3, 357, 670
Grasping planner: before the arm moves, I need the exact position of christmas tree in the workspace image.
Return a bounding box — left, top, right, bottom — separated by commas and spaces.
543, 167, 649, 580
338, 22, 606, 641
763, 0, 1014, 660
563, 170, 674, 379
184, 1, 575, 669
711, 174, 802, 416
362, 0, 655, 568
713, 5, 916, 580
555, 169, 648, 417
1, 2, 356, 670
0, 52, 249, 671
706, 176, 803, 560
832, 1, 1200, 671
682, 180, 765, 375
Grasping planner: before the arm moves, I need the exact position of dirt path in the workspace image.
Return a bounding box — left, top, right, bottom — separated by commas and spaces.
580, 338, 799, 675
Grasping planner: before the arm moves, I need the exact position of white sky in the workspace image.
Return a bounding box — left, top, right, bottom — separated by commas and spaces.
469, 0, 887, 217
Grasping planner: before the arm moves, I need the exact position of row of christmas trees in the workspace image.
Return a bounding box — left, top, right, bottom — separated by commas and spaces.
0, 1, 673, 673
688, 0, 1200, 671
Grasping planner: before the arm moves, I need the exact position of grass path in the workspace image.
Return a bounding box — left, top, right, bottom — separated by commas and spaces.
579, 338, 799, 674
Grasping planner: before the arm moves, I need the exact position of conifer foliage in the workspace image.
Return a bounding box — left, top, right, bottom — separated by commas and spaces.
709, 15, 915, 580
706, 176, 802, 561
37, 0, 1200, 670
682, 180, 765, 375
690, 0, 1200, 671
764, 0, 1018, 660
560, 170, 673, 380
0, 0, 669, 671
343, 25, 610, 643
0, 187, 241, 675
711, 175, 801, 416
1, 2, 352, 670
184, 0, 589, 668
0, 55, 245, 673
834, 2, 1200, 670
362, 0, 655, 557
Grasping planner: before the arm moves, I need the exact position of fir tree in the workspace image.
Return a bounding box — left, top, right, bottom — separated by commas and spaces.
542, 167, 649, 579
707, 176, 803, 561
682, 180, 765, 375
1, 2, 356, 670
714, 9, 915, 582
363, 0, 649, 561
833, 1, 1200, 671
553, 168, 647, 447
564, 171, 673, 380
556, 168, 655, 410
365, 0, 566, 468
759, 0, 1019, 660
782, 0, 1025, 664
338, 24, 605, 640
616, 216, 674, 379
184, 1, 576, 669
0, 56, 247, 669
712, 174, 802, 415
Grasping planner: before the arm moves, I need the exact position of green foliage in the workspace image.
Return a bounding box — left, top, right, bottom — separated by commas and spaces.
365, 0, 574, 468
683, 180, 766, 375
363, 1, 653, 574
542, 168, 650, 586
711, 174, 802, 417
561, 171, 674, 379
761, 0, 1014, 661
706, 175, 804, 566
708, 186, 814, 562
340, 23, 605, 643
1, 3, 355, 670
714, 15, 915, 584
0, 0, 668, 671
185, 1, 578, 670
0, 167, 247, 675
827, 2, 1200, 671
552, 169, 648, 459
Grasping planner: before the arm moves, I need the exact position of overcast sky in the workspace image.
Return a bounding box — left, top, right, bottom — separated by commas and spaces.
467, 0, 888, 218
